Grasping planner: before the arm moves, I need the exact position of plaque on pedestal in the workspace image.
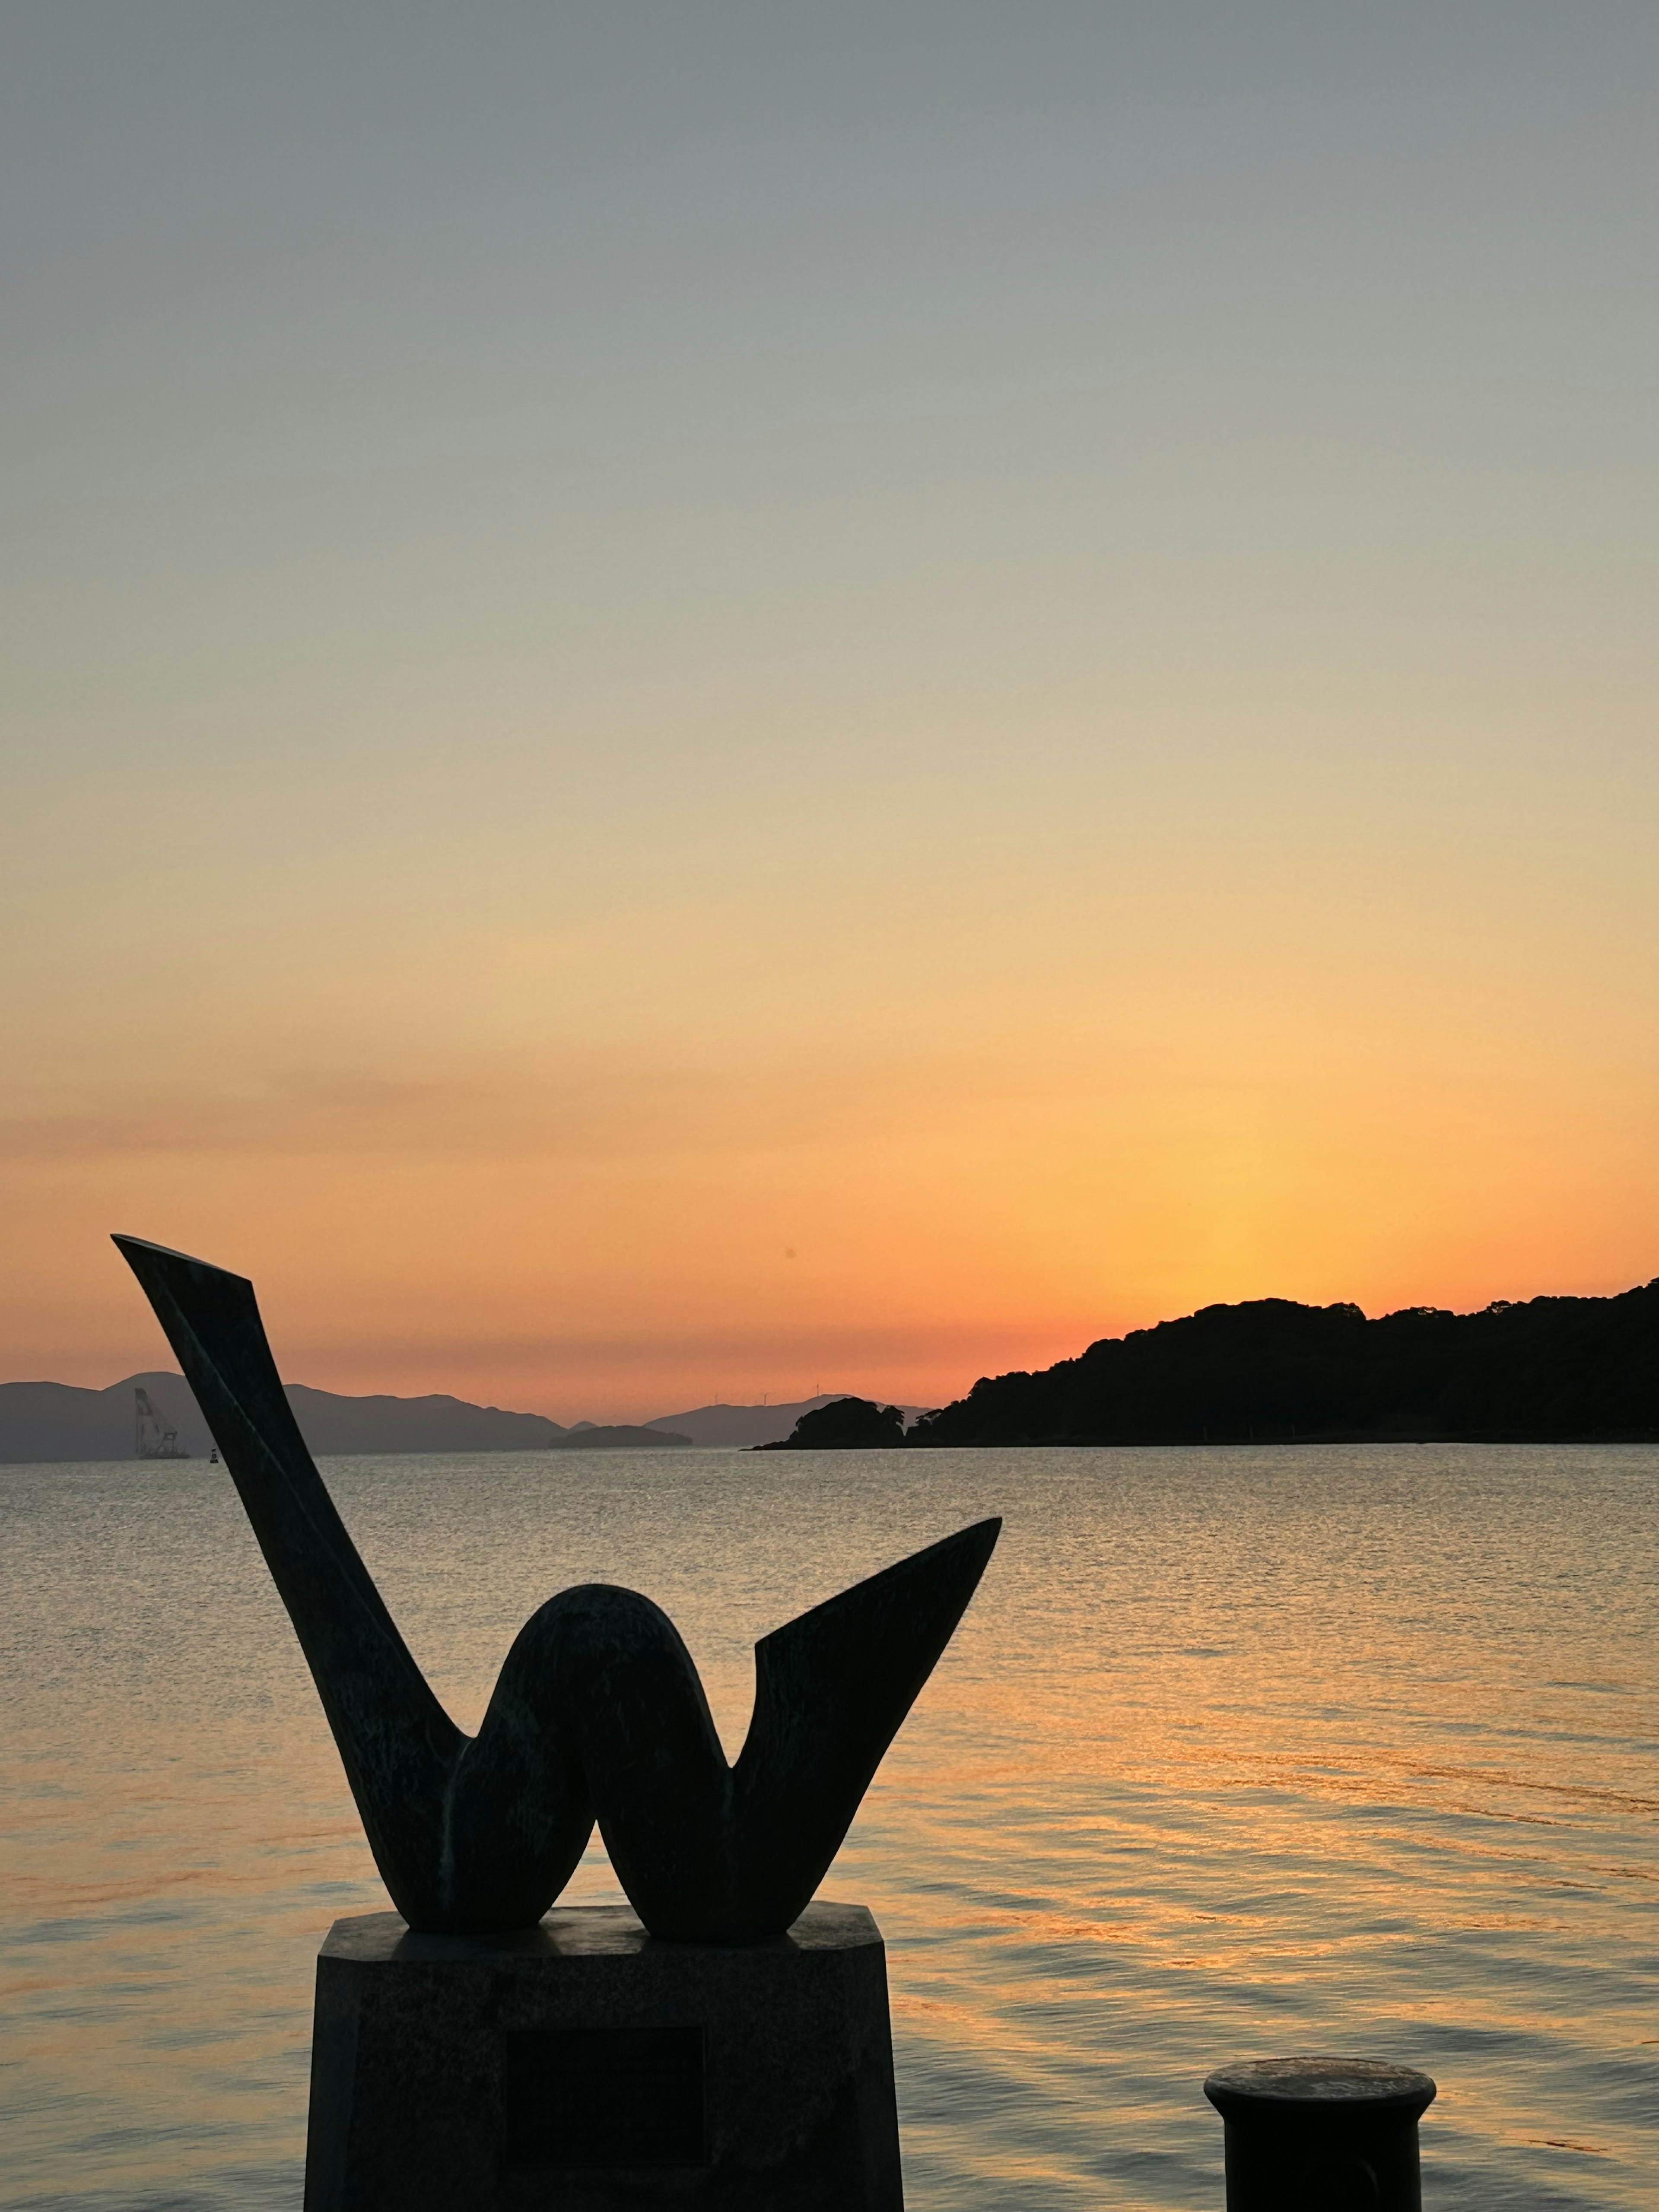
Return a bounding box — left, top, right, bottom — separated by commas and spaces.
305, 1901, 904, 2212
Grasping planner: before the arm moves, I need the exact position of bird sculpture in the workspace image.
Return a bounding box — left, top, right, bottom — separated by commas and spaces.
114, 1236, 999, 1939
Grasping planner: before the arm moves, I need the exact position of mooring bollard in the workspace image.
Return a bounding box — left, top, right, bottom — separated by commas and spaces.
1203, 2057, 1437, 2212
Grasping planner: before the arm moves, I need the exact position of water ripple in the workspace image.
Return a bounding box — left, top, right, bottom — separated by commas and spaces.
1, 1443, 1655, 2207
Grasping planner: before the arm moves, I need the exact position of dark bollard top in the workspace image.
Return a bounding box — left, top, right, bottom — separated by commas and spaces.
1205, 2058, 1437, 2122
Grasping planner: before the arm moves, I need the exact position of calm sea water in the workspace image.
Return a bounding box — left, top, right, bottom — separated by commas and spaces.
1, 1445, 1654, 2209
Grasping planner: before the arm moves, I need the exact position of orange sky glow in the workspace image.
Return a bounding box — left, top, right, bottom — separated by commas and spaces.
3, 12, 1655, 1421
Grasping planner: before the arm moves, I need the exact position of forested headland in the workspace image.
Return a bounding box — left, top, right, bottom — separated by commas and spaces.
768, 1283, 1659, 1448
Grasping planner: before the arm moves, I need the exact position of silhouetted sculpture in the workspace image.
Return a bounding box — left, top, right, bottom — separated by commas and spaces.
114, 1236, 999, 1939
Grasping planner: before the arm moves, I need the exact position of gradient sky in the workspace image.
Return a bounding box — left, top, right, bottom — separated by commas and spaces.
5, 4, 1656, 1420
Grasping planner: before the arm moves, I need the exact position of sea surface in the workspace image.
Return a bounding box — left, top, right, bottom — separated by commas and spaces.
1, 1444, 1655, 2209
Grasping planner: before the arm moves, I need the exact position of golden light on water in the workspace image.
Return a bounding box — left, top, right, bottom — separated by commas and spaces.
5, 1444, 1654, 2203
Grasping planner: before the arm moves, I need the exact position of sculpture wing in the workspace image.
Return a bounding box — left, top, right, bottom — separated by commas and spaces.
729, 1517, 1001, 1934
112, 1235, 463, 1921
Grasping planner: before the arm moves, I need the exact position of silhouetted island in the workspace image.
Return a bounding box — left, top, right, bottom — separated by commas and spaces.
760, 1396, 908, 1449
903, 1281, 1659, 1446
646, 1392, 922, 1446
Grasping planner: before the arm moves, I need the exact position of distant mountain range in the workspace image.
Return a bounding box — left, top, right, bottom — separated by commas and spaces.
31, 1275, 1653, 1462
906, 1282, 1659, 1446
0, 1372, 572, 1464
0, 1377, 908, 1464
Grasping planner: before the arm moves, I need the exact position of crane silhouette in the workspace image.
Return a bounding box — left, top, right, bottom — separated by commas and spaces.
113, 1235, 998, 1939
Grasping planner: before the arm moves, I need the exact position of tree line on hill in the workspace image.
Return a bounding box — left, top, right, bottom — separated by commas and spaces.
763, 1281, 1659, 1448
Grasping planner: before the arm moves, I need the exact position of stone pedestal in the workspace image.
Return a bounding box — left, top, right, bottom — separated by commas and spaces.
304, 1901, 903, 2212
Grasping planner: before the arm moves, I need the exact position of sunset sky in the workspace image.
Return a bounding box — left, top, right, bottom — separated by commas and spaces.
5, 5, 1656, 1421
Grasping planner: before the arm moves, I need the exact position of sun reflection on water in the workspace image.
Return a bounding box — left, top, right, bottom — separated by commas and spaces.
1, 1443, 1655, 2209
